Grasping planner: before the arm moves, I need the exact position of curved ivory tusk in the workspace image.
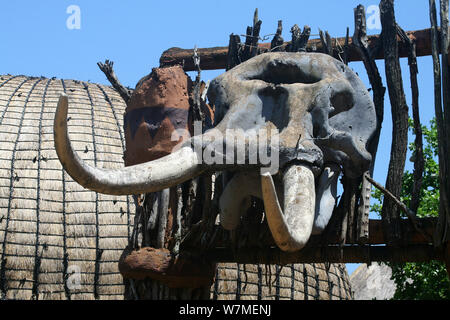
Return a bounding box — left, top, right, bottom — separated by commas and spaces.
261, 164, 315, 252
312, 164, 340, 235
54, 94, 204, 195
219, 171, 262, 230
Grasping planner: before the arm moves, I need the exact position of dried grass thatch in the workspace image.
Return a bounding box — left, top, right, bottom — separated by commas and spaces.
0, 74, 133, 300
0, 74, 353, 300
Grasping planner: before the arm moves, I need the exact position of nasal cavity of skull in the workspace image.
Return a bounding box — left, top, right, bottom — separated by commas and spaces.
258, 86, 289, 130
250, 61, 321, 85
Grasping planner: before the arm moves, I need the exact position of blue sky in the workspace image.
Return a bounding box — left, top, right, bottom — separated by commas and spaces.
0, 1, 443, 276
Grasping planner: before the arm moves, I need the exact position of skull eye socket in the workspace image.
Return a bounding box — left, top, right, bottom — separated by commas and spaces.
249, 60, 321, 85
329, 88, 355, 118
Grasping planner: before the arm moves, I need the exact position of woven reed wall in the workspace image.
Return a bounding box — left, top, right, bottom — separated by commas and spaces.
0, 74, 133, 300
0, 74, 353, 300
213, 263, 352, 300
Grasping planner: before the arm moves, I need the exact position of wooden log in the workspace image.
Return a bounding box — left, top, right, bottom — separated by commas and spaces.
439, 0, 450, 247
204, 244, 444, 264
226, 35, 241, 71
204, 218, 436, 247
319, 29, 333, 55
397, 26, 425, 215
270, 20, 284, 52
343, 27, 350, 65
380, 0, 409, 245
250, 9, 262, 58
159, 27, 449, 71
364, 174, 424, 237
364, 218, 435, 245
121, 219, 438, 270
429, 0, 448, 248
439, 0, 450, 283
353, 4, 385, 177
356, 172, 371, 244
97, 60, 132, 102
118, 247, 216, 288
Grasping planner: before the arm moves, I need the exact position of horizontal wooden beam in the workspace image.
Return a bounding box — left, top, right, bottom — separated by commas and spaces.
120, 219, 440, 272
210, 218, 436, 247
188, 218, 440, 264
204, 244, 445, 264
354, 217, 435, 245
159, 27, 446, 71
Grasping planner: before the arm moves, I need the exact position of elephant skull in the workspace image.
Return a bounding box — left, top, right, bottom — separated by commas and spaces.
54, 52, 376, 252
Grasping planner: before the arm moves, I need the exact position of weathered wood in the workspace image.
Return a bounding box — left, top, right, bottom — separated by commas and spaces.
242, 26, 253, 62
297, 25, 311, 52
319, 29, 333, 55
156, 188, 170, 248
160, 27, 449, 71
206, 218, 436, 247
172, 185, 183, 255
191, 46, 205, 123
271, 20, 284, 52
397, 25, 424, 214
338, 178, 350, 245
290, 24, 301, 52
356, 172, 371, 244
439, 0, 450, 247
429, 0, 449, 248
226, 34, 241, 71
353, 4, 386, 178
346, 178, 359, 244
97, 59, 132, 102
119, 247, 216, 288
365, 174, 429, 243
250, 9, 262, 58
380, 0, 409, 245
124, 218, 438, 266
241, 8, 262, 62
204, 244, 444, 264
343, 27, 350, 65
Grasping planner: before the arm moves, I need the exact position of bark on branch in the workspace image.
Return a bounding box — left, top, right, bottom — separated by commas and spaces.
97, 60, 132, 103
397, 25, 425, 214
160, 27, 449, 71
380, 0, 409, 245
203, 244, 444, 264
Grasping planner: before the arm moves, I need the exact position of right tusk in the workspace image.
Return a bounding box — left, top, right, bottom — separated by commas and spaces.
261, 164, 315, 252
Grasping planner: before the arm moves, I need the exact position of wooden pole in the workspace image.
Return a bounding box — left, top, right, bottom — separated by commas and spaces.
192, 218, 436, 247
204, 244, 444, 264
97, 60, 132, 102
120, 219, 439, 271
380, 0, 409, 245
160, 27, 449, 71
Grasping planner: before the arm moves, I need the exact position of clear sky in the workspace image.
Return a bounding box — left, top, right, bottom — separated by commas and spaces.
0, 0, 443, 277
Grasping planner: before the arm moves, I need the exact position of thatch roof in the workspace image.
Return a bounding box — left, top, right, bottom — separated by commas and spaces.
0, 74, 134, 299
0, 74, 353, 300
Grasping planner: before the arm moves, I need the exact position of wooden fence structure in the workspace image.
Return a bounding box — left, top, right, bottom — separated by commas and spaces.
102, 1, 450, 280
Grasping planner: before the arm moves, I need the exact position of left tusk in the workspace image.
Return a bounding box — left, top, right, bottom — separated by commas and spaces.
260, 164, 315, 252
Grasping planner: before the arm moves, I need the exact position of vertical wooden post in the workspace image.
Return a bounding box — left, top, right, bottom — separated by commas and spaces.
380, 0, 409, 245
353, 4, 385, 176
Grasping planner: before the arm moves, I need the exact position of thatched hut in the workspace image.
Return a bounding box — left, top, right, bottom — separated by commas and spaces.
0, 74, 353, 300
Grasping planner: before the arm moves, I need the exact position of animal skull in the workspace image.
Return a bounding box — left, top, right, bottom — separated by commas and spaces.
54, 52, 376, 252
